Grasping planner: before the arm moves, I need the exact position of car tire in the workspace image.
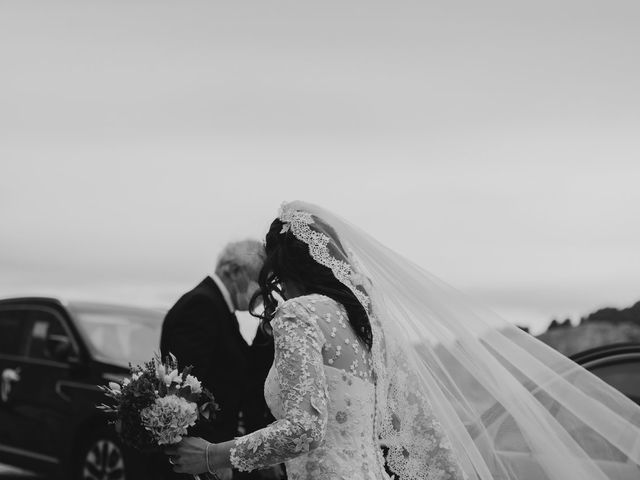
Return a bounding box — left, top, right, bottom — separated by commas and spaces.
75, 427, 129, 480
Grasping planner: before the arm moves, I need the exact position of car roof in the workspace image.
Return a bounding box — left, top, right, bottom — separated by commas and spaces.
0, 296, 165, 315
570, 343, 640, 364
0, 296, 66, 307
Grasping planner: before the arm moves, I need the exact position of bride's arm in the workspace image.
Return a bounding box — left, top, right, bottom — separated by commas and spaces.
228, 299, 329, 471
169, 299, 329, 475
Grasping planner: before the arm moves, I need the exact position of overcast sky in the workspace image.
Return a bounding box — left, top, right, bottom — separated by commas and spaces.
1, 1, 639, 334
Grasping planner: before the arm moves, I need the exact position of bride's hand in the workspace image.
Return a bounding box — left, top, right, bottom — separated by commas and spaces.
165, 436, 209, 474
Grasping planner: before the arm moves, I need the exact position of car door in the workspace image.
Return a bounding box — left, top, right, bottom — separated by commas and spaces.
0, 308, 31, 460
14, 306, 81, 460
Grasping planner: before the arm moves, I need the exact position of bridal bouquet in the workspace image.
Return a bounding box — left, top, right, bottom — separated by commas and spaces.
98, 353, 217, 453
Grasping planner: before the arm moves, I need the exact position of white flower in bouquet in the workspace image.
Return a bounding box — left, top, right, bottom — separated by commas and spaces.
140, 394, 198, 445
164, 368, 181, 387
155, 363, 166, 379
183, 374, 202, 394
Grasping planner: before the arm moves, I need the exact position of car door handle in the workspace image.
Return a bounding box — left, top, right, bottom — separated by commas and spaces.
1, 367, 21, 403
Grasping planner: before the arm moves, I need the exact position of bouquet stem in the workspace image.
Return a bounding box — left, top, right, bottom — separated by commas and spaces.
193, 473, 219, 480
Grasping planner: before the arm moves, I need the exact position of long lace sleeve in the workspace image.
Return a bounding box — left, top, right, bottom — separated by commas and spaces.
229, 299, 329, 472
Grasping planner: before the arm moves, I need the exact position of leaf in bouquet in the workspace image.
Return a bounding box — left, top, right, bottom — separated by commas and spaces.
97, 385, 110, 396
200, 387, 217, 407
198, 400, 218, 421
179, 385, 202, 403
178, 384, 190, 396
115, 387, 159, 452
180, 364, 194, 381
160, 352, 178, 371
96, 403, 117, 414
98, 385, 122, 404
168, 384, 188, 399
157, 381, 168, 397
199, 404, 211, 420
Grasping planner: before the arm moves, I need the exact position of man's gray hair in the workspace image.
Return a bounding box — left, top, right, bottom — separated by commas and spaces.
215, 239, 265, 279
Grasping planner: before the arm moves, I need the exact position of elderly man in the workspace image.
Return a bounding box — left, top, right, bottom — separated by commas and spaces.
160, 239, 278, 480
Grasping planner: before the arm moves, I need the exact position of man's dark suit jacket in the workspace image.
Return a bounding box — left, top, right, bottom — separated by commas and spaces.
158, 276, 275, 479
160, 276, 253, 441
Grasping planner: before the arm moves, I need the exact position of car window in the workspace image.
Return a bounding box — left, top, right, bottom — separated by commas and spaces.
552, 404, 629, 462
492, 361, 637, 462
493, 403, 629, 462
588, 360, 640, 406
25, 309, 74, 361
494, 415, 531, 452
71, 307, 161, 366
0, 309, 28, 356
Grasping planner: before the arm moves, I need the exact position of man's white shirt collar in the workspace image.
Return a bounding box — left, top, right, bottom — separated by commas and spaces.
211, 273, 235, 313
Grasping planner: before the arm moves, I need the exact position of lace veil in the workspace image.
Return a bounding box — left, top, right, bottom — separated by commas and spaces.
277, 200, 640, 480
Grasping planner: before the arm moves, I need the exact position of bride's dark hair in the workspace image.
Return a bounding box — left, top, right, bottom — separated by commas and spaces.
250, 217, 373, 350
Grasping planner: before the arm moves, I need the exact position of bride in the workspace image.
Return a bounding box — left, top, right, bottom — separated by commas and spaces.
167, 201, 640, 480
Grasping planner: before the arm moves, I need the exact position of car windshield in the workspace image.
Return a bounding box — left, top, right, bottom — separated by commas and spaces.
70, 303, 164, 367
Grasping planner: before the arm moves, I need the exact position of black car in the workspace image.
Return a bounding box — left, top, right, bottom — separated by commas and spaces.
0, 297, 164, 480
570, 343, 640, 405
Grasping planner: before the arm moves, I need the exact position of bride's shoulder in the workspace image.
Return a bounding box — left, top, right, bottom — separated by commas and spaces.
276, 293, 342, 315
274, 295, 344, 328
272, 295, 340, 341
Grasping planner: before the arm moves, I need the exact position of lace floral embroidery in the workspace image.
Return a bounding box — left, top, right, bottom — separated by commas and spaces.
229, 299, 329, 472
373, 319, 466, 480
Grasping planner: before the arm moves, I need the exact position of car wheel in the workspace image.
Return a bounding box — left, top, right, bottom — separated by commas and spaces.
76, 429, 127, 480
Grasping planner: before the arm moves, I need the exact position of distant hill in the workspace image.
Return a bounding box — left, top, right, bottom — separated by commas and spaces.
536, 301, 640, 356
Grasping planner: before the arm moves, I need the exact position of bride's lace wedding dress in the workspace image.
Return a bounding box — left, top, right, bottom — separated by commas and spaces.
229, 294, 462, 480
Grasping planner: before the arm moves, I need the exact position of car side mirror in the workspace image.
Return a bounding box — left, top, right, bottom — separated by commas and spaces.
46, 334, 75, 363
